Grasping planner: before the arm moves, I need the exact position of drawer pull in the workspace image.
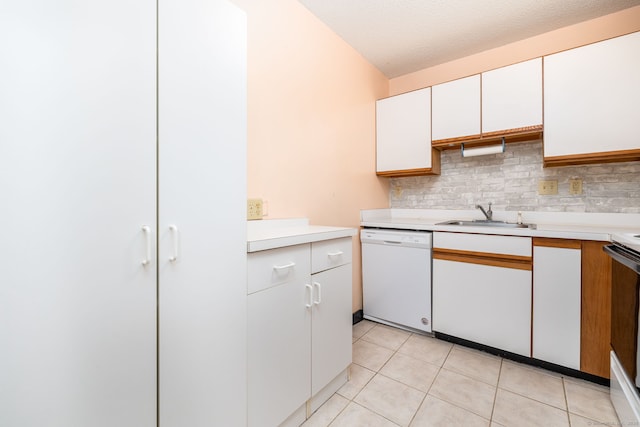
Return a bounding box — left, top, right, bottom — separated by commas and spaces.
273, 262, 295, 272
327, 251, 344, 258
305, 284, 313, 308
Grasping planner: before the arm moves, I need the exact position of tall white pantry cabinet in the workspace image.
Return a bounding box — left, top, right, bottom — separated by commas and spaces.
0, 1, 247, 426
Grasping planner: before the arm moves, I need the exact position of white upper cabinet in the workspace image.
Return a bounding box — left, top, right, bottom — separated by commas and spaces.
544, 31, 640, 165
482, 58, 542, 134
376, 87, 439, 176
432, 74, 481, 142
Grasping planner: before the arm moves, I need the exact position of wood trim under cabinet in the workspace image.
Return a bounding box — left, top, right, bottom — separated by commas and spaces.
481, 125, 543, 140
432, 133, 482, 149
376, 148, 441, 177
580, 240, 612, 379
376, 168, 434, 177
533, 237, 581, 250
433, 248, 532, 271
544, 148, 640, 167
432, 125, 543, 150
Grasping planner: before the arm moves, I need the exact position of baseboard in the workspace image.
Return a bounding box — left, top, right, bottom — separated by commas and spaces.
435, 332, 609, 387
352, 309, 363, 325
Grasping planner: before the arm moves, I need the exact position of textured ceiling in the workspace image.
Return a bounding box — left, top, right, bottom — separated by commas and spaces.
297, 0, 640, 78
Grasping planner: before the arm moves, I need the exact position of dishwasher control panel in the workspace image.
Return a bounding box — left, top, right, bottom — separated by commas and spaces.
360, 229, 432, 248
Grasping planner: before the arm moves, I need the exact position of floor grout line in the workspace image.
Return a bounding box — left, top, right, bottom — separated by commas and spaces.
562, 377, 573, 427
488, 357, 504, 424
315, 320, 617, 427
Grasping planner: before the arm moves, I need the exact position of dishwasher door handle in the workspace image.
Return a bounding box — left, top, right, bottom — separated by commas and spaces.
383, 240, 403, 245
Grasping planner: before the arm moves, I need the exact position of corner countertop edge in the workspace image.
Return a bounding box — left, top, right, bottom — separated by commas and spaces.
247, 220, 357, 253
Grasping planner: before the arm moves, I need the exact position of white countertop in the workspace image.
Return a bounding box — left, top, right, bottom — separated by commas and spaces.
361, 209, 640, 241
247, 218, 357, 252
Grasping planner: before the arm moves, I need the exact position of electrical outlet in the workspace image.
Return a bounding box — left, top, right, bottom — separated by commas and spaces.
247, 198, 263, 220
393, 186, 403, 198
569, 179, 583, 195
538, 180, 558, 195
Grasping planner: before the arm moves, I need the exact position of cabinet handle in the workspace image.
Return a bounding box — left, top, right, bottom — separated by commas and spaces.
305, 284, 313, 308
327, 251, 343, 258
313, 282, 322, 305
141, 225, 151, 266
273, 262, 295, 272
168, 224, 178, 262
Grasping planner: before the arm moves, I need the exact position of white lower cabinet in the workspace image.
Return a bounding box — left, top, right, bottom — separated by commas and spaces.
248, 237, 352, 426
311, 264, 352, 399
532, 240, 581, 369
433, 232, 532, 357
248, 270, 312, 427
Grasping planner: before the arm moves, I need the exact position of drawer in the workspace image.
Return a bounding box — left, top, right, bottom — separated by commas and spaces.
433, 232, 531, 257
311, 237, 352, 274
247, 243, 310, 294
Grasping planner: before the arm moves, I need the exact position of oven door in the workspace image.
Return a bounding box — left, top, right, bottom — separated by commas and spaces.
606, 244, 640, 386
606, 243, 640, 425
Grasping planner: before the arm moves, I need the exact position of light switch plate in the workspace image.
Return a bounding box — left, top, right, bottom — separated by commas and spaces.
247, 198, 263, 220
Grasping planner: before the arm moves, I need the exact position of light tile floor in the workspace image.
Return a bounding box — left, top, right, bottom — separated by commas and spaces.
303, 320, 619, 427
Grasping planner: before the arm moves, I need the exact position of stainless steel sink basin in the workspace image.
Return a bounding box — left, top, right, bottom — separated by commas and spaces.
437, 219, 536, 229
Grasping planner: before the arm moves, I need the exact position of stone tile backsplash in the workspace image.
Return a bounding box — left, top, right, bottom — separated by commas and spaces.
389, 141, 640, 213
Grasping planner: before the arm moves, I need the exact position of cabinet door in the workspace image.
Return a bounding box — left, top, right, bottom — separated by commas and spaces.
0, 1, 157, 426
311, 264, 352, 396
248, 280, 312, 427
533, 244, 581, 369
158, 1, 247, 425
581, 241, 612, 378
376, 88, 434, 174
433, 259, 531, 356
432, 75, 481, 141
544, 32, 640, 162
482, 58, 542, 134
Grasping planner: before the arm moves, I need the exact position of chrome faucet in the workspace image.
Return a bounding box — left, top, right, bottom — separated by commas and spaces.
476, 202, 493, 221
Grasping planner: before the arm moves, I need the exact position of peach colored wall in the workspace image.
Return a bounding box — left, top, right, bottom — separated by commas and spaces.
390, 5, 640, 95
229, 1, 640, 315
229, 0, 389, 313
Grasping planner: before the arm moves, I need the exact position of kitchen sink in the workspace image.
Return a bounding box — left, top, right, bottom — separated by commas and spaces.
437, 219, 536, 229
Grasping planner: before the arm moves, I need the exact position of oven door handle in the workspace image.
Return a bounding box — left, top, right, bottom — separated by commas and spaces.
604, 244, 640, 273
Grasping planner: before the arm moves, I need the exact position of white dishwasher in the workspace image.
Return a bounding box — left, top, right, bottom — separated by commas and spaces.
360, 228, 432, 333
